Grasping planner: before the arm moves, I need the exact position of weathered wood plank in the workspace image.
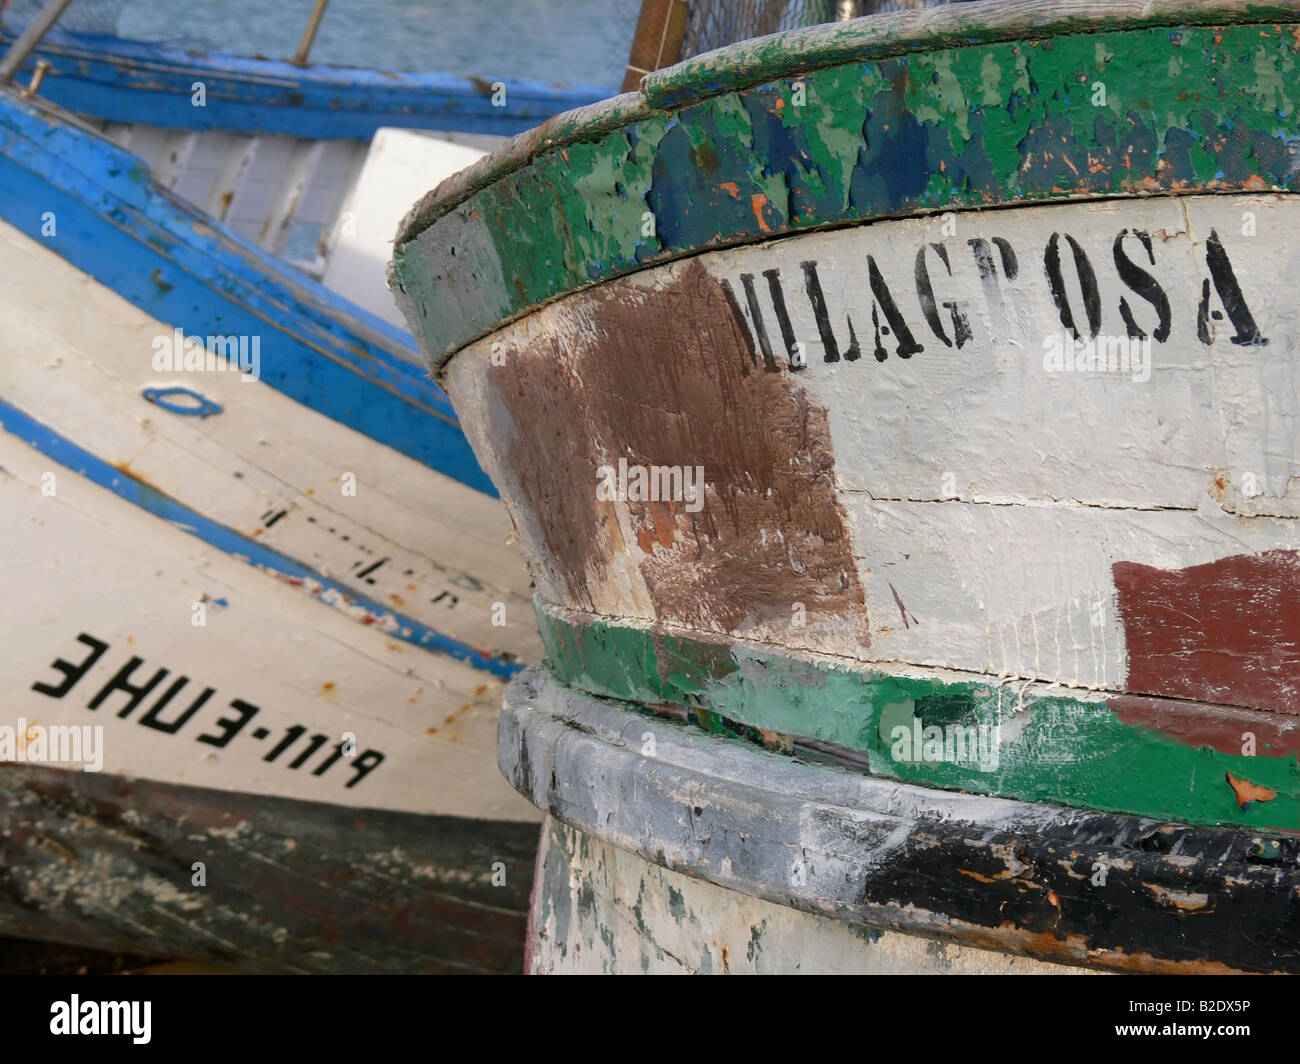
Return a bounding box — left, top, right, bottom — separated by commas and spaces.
0, 763, 538, 974
533, 604, 1300, 831
0, 425, 539, 821
443, 194, 1299, 725
0, 217, 539, 664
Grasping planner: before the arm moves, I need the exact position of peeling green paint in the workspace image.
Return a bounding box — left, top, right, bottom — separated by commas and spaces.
395, 20, 1300, 366
536, 607, 1300, 833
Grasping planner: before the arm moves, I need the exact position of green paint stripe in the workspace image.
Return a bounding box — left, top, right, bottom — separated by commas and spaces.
535, 605, 1300, 833
395, 21, 1300, 364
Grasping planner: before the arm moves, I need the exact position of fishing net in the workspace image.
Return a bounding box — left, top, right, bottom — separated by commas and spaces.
1, 0, 127, 35
680, 0, 972, 58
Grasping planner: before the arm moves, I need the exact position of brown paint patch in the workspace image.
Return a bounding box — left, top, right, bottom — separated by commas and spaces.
489, 258, 866, 649
1114, 551, 1300, 715
1110, 694, 1300, 760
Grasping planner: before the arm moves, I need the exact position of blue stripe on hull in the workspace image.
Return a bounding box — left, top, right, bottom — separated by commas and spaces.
0, 88, 498, 496
0, 395, 522, 680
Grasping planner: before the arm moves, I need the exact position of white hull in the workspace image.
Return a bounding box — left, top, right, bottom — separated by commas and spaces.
0, 215, 537, 820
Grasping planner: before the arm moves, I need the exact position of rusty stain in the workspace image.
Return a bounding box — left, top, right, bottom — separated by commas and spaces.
320, 681, 336, 696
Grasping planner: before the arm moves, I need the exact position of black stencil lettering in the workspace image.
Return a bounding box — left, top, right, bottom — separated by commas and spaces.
1045, 232, 1102, 340
739, 273, 779, 372
196, 698, 259, 748
1197, 229, 1267, 346
866, 255, 924, 361
346, 750, 385, 788
32, 633, 109, 699
138, 678, 215, 734
719, 277, 759, 375
1113, 230, 1171, 342
762, 268, 800, 369
801, 260, 860, 363
87, 657, 170, 719
915, 243, 972, 349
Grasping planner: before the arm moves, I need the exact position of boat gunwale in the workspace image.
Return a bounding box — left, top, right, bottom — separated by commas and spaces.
393, 0, 1300, 248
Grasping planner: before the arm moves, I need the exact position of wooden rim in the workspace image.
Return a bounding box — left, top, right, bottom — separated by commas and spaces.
392, 12, 1300, 367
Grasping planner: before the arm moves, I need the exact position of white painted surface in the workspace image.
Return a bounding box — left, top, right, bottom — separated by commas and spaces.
0, 218, 540, 662
0, 216, 538, 819
0, 426, 537, 820
324, 129, 491, 327
447, 193, 1300, 690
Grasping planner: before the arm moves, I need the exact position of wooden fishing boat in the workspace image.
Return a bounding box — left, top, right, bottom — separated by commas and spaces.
0, 6, 608, 327
393, 0, 1300, 974
0, 79, 543, 972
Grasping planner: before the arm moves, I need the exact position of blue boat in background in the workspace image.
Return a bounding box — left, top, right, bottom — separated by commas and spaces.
0, 23, 607, 140
0, 0, 610, 323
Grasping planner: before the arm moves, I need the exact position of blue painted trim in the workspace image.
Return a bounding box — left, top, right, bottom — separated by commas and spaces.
0, 27, 609, 140
0, 395, 522, 680
143, 386, 223, 417
0, 88, 498, 496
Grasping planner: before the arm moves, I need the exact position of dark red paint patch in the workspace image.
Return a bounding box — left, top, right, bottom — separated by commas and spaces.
1114, 551, 1300, 715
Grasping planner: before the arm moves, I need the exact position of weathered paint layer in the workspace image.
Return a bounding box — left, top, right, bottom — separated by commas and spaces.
535, 604, 1300, 831
503, 665, 1300, 973
0, 88, 495, 492
1115, 551, 1300, 713
395, 16, 1300, 362
443, 194, 1300, 713
530, 817, 1100, 974
474, 257, 865, 655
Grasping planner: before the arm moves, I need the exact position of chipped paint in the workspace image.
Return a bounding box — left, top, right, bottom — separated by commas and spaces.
395, 13, 1300, 363
395, 0, 1300, 974
504, 666, 1300, 973
534, 604, 1300, 831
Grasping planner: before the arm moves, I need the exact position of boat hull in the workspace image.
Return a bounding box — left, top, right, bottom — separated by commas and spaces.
394, 1, 1300, 972
0, 95, 542, 968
